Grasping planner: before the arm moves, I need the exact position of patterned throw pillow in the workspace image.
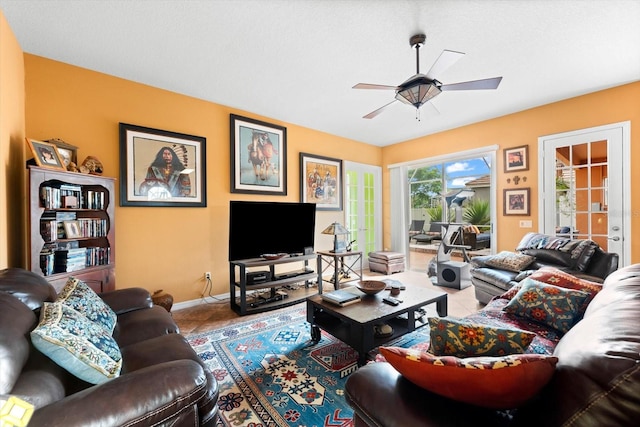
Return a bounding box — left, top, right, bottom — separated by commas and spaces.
31, 302, 122, 384
428, 317, 535, 357
57, 277, 117, 333
380, 346, 558, 409
503, 278, 590, 333
484, 251, 536, 273
501, 268, 602, 312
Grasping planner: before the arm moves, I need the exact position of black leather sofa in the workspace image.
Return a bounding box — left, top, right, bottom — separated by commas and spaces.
0, 268, 218, 426
345, 263, 640, 426
470, 232, 618, 304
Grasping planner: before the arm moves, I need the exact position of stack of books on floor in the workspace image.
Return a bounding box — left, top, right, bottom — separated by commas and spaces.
321, 288, 362, 307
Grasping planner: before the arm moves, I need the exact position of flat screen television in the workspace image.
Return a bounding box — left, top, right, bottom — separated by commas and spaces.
229, 201, 316, 261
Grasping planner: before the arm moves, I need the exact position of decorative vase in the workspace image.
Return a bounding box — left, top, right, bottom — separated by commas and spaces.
152, 289, 174, 313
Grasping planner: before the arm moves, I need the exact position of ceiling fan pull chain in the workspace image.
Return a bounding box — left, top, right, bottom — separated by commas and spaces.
416, 108, 421, 121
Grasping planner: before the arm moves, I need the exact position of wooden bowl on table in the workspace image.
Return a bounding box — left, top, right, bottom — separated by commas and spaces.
356, 280, 386, 295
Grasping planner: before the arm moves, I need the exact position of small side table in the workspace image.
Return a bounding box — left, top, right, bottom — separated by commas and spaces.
317, 250, 363, 291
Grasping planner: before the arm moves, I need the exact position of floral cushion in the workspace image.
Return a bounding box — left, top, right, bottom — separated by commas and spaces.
503, 278, 590, 333
380, 346, 558, 409
428, 317, 535, 357
484, 251, 535, 273
57, 277, 117, 333
502, 267, 602, 313
30, 302, 122, 384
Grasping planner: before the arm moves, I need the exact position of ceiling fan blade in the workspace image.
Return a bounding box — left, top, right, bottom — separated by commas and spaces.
363, 100, 398, 119
353, 83, 399, 90
440, 76, 503, 91
425, 50, 465, 80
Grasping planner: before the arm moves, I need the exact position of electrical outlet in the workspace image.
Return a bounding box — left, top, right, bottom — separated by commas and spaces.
519, 220, 533, 228
205, 272, 211, 280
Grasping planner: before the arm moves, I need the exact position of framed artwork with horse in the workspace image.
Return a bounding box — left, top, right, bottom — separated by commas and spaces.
300, 152, 343, 211
230, 114, 287, 195
119, 123, 207, 207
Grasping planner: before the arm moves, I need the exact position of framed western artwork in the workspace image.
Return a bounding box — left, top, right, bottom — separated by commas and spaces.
504, 145, 529, 172
504, 187, 530, 216
300, 152, 343, 211
230, 114, 287, 195
119, 123, 207, 207
26, 138, 66, 171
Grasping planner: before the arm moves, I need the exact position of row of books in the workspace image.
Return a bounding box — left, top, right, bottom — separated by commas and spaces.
39, 246, 111, 276
41, 213, 108, 241
40, 185, 107, 210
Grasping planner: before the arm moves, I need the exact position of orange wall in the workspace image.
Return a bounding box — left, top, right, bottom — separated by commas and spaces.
382, 82, 640, 258
23, 54, 381, 302
0, 11, 26, 268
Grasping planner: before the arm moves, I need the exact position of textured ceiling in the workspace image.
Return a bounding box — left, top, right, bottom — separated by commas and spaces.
1, 0, 639, 146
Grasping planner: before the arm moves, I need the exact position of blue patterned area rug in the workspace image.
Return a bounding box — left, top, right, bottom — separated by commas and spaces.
187, 306, 364, 427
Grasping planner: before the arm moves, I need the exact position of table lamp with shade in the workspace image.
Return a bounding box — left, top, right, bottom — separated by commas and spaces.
322, 222, 349, 253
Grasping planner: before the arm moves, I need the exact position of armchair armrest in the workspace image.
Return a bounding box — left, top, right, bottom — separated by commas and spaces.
99, 287, 153, 315
345, 362, 510, 427
29, 360, 208, 427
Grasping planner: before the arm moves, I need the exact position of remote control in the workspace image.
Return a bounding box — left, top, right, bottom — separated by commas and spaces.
383, 296, 401, 306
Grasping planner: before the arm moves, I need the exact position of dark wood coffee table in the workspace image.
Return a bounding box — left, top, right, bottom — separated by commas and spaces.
306, 285, 447, 366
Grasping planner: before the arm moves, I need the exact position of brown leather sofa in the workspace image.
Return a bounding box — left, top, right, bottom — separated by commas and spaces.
345, 263, 640, 426
471, 232, 618, 304
0, 268, 218, 426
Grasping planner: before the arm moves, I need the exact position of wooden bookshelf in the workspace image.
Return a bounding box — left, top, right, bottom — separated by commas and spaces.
28, 166, 115, 293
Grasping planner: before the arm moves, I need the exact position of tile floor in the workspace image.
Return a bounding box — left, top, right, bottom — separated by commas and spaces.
173, 249, 483, 335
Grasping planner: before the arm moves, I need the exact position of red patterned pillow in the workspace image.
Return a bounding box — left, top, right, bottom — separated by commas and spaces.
380, 346, 558, 409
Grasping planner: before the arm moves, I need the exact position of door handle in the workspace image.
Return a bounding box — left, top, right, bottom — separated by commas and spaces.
608, 236, 621, 241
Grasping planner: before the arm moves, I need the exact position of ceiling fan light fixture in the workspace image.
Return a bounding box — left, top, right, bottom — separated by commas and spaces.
395, 81, 441, 109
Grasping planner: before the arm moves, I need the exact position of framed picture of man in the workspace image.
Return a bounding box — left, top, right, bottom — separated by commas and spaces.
300, 152, 343, 210
119, 123, 207, 207
230, 114, 287, 195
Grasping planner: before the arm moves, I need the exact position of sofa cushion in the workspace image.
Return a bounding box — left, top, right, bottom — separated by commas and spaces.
516, 233, 598, 271
57, 277, 117, 333
379, 346, 558, 409
483, 251, 536, 273
502, 268, 602, 314
427, 317, 535, 357
30, 302, 122, 384
0, 268, 58, 311
0, 292, 38, 394
503, 278, 589, 333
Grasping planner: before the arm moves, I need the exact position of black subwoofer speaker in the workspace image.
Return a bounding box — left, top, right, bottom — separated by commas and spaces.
436, 261, 471, 290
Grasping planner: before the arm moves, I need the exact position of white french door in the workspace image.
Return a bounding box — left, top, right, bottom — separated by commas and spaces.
538, 122, 630, 266
344, 161, 382, 269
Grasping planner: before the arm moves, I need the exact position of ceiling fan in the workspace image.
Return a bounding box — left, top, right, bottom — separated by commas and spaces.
353, 34, 503, 120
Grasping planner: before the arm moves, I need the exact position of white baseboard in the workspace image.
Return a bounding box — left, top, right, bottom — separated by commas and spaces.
172, 292, 230, 311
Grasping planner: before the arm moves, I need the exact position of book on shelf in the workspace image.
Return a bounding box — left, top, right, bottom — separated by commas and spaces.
321, 288, 362, 307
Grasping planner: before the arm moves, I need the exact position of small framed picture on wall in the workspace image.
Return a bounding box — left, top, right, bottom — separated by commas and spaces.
504, 145, 529, 172
504, 188, 530, 216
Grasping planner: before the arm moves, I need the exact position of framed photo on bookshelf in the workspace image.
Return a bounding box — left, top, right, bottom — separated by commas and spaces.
119, 123, 207, 207
63, 221, 82, 239
230, 114, 287, 195
46, 138, 78, 169
300, 152, 343, 210
26, 138, 66, 171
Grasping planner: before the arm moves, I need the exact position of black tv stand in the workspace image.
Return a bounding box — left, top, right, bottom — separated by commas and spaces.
229, 253, 320, 315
